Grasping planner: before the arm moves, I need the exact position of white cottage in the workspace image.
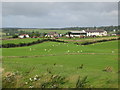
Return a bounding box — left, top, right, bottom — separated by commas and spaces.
19, 34, 29, 38
85, 30, 107, 36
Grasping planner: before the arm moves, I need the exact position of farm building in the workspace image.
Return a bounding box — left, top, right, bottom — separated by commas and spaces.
19, 34, 30, 38
66, 30, 107, 37
66, 30, 87, 37
85, 30, 107, 36
45, 32, 59, 37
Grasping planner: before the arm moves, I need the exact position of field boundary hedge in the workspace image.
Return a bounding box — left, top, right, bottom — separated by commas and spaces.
1, 37, 119, 48
1, 39, 67, 48
74, 38, 120, 45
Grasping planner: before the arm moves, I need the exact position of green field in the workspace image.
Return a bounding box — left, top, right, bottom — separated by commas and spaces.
2, 36, 118, 45
2, 38, 118, 88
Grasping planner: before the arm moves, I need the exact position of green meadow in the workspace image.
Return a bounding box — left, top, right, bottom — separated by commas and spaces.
2, 38, 118, 88
2, 36, 118, 45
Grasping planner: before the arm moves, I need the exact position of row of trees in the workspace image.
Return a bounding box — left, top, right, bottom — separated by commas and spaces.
12, 32, 48, 38
2, 28, 48, 38
46, 26, 119, 32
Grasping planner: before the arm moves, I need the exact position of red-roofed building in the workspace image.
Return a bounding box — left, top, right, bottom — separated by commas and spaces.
45, 32, 59, 38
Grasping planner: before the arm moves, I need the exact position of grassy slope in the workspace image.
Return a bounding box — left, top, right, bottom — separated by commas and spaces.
2, 40, 118, 56
2, 40, 118, 88
2, 36, 118, 45
59, 36, 118, 40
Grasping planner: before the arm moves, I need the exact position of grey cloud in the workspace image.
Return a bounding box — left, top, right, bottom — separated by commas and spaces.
2, 2, 118, 28
3, 2, 52, 17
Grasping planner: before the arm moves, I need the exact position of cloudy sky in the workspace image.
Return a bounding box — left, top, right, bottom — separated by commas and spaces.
2, 2, 118, 28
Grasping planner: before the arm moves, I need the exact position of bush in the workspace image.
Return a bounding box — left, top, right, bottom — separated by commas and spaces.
76, 76, 88, 88
40, 75, 66, 88
12, 35, 18, 38
3, 72, 21, 88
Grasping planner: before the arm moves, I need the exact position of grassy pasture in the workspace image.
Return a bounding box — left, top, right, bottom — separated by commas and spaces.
59, 36, 118, 40
3, 54, 118, 88
2, 40, 118, 88
1, 36, 118, 45
2, 40, 118, 56
59, 36, 118, 44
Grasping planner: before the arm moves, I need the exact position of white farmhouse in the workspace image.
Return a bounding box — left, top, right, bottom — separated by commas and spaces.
85, 30, 107, 36
66, 30, 107, 37
19, 34, 29, 38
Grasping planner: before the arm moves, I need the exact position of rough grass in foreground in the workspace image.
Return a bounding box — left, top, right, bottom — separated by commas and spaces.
2, 40, 118, 88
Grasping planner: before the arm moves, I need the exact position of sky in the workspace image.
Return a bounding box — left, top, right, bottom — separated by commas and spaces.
2, 2, 118, 28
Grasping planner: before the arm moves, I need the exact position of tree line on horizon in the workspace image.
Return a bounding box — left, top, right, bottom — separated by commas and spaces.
2, 25, 120, 37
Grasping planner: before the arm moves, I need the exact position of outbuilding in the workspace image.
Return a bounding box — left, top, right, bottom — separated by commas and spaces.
19, 34, 29, 38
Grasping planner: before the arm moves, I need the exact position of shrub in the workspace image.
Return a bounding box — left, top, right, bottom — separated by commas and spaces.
102, 66, 113, 72
12, 35, 18, 38
77, 64, 84, 69
3, 72, 21, 88
76, 76, 88, 88
40, 75, 66, 88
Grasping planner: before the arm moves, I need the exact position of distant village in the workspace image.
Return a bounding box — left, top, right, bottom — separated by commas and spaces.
18, 29, 110, 39
2, 25, 119, 40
